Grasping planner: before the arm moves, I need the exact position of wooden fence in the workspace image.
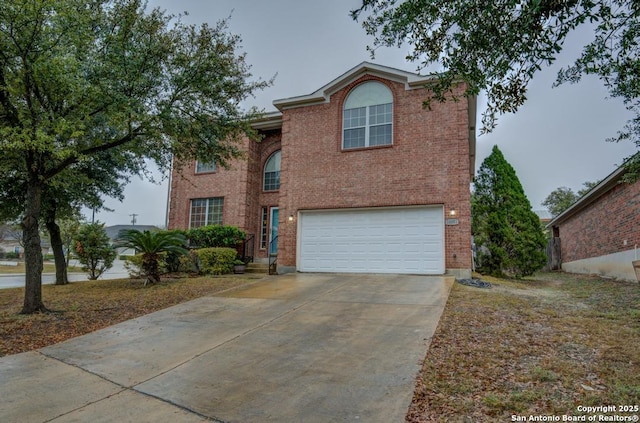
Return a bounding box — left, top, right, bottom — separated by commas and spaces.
545, 237, 562, 271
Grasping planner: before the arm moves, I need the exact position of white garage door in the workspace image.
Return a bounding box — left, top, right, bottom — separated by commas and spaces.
298, 206, 444, 274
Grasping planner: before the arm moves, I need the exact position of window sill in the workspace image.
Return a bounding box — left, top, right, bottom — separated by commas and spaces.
341, 144, 393, 153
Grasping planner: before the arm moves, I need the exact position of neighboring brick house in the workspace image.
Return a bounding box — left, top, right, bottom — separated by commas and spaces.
167, 62, 477, 277
547, 162, 640, 281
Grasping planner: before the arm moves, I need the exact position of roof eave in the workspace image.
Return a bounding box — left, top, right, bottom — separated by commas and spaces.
546, 165, 627, 228
272, 61, 436, 111
251, 111, 283, 130
271, 62, 477, 180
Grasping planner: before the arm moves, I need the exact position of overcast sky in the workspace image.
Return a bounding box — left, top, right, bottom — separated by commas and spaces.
88, 0, 637, 227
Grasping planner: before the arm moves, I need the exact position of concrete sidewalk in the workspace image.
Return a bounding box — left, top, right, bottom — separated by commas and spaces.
0, 259, 130, 289
0, 273, 453, 422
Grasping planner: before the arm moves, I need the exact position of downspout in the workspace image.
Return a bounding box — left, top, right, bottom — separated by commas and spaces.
164, 157, 173, 229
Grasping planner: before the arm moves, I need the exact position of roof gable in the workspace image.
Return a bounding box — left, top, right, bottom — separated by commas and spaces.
268, 61, 477, 179
272, 62, 436, 111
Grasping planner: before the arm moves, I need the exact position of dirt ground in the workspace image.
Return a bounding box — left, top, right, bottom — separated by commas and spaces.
406, 272, 640, 422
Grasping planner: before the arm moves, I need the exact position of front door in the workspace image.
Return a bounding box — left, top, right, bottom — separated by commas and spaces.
269, 207, 279, 256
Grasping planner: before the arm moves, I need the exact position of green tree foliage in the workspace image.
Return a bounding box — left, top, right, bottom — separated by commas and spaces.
163, 229, 189, 273
115, 229, 187, 285
186, 225, 246, 249
75, 223, 117, 280
351, 1, 640, 172
59, 213, 84, 269
542, 186, 579, 217
472, 146, 547, 278
0, 150, 128, 286
41, 153, 132, 285
0, 0, 270, 313
577, 180, 599, 197
542, 181, 599, 216
0, 159, 124, 286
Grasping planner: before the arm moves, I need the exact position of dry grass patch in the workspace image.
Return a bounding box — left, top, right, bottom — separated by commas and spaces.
407, 272, 640, 422
0, 275, 262, 357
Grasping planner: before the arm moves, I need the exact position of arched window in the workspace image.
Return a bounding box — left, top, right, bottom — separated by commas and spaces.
343, 81, 393, 149
263, 150, 281, 191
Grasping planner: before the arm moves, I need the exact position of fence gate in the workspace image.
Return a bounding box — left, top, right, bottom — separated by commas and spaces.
546, 237, 561, 271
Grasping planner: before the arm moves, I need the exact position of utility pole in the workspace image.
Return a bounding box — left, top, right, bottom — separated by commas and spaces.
129, 213, 138, 225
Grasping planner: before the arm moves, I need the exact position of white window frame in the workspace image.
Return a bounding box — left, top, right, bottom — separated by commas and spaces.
342, 81, 393, 150
195, 160, 216, 174
189, 197, 224, 228
263, 150, 281, 191
260, 206, 268, 249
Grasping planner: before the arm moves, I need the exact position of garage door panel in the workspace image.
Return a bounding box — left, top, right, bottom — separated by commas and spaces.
298, 207, 444, 275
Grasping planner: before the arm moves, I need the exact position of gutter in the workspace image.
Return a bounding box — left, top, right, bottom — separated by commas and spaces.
546, 163, 628, 229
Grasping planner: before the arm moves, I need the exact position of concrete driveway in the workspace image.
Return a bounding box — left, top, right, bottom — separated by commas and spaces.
0, 273, 453, 422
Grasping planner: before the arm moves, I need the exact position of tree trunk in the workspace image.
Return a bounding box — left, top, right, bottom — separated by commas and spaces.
21, 180, 47, 314
45, 214, 68, 285
143, 253, 160, 286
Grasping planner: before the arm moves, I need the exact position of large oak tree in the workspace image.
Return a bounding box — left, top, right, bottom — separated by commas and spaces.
0, 0, 269, 313
542, 181, 598, 216
352, 0, 640, 174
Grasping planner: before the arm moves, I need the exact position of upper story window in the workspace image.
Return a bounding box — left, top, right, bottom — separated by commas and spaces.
343, 81, 393, 150
263, 150, 281, 191
195, 160, 216, 173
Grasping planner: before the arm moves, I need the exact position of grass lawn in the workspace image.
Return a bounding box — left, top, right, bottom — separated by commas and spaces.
0, 274, 263, 356
407, 272, 640, 422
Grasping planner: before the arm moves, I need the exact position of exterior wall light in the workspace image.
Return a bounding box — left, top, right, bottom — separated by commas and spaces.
288, 214, 294, 222
449, 208, 457, 217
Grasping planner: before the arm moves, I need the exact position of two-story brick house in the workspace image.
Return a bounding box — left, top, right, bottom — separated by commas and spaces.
167, 62, 476, 278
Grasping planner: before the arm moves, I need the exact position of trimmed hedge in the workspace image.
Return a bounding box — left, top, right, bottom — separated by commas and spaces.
186, 225, 245, 249
193, 247, 237, 275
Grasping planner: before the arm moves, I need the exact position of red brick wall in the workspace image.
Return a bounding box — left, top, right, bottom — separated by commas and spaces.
277, 75, 472, 271
253, 131, 281, 259
167, 130, 282, 260
167, 138, 252, 231
558, 180, 640, 262
167, 73, 473, 274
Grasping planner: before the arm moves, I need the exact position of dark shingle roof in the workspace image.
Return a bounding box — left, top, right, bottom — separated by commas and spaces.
105, 225, 159, 241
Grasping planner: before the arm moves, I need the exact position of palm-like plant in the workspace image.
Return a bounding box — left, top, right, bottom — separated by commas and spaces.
116, 229, 188, 285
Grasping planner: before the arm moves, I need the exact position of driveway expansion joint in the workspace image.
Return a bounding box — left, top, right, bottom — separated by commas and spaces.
34, 350, 223, 423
